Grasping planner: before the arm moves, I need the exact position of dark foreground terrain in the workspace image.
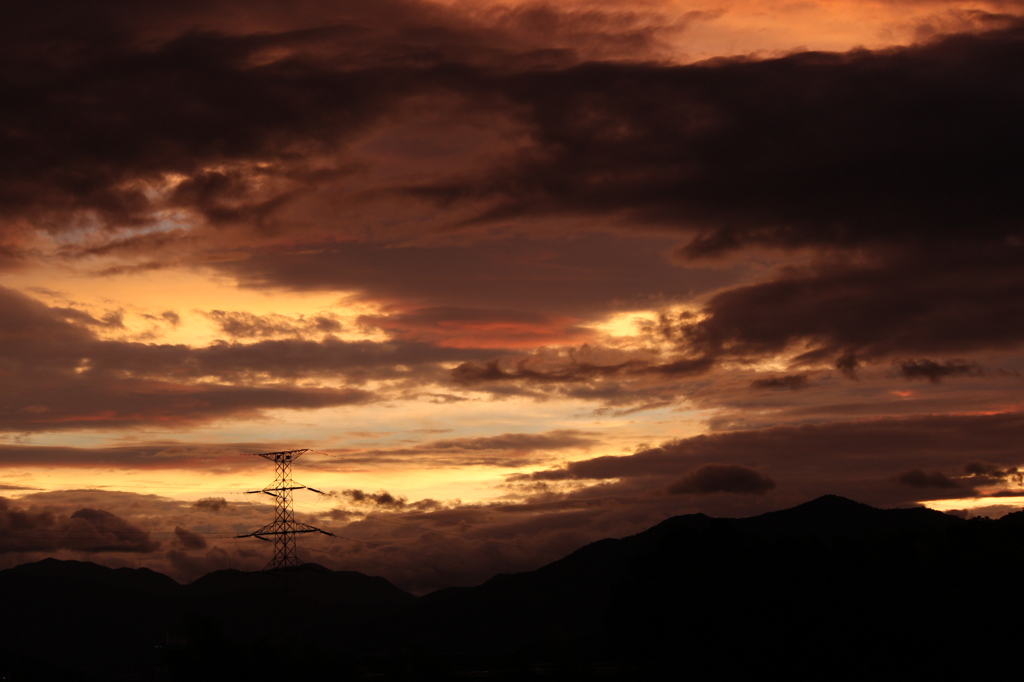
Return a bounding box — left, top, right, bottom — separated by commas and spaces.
3, 495, 1023, 680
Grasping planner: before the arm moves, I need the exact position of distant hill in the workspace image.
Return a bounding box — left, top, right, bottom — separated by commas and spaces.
188, 561, 413, 603
3, 495, 1023, 680
0, 559, 415, 681
391, 495, 1024, 676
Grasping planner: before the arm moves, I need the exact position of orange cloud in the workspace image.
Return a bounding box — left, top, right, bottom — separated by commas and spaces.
362, 307, 594, 348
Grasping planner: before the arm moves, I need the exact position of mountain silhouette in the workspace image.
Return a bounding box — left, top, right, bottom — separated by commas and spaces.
188, 562, 413, 603
9, 556, 179, 592
3, 495, 1023, 680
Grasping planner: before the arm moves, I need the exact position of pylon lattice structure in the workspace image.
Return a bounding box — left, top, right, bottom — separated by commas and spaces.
236, 449, 335, 570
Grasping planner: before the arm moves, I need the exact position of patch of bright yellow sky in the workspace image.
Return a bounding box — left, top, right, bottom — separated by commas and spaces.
587, 310, 660, 338
6, 265, 388, 346
922, 496, 1024, 515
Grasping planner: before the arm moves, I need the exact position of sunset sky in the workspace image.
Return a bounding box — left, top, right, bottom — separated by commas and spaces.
2, 0, 1023, 591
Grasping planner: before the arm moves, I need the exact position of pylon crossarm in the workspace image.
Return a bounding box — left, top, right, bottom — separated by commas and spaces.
240, 448, 309, 462
245, 486, 308, 493
235, 532, 274, 540
290, 521, 336, 536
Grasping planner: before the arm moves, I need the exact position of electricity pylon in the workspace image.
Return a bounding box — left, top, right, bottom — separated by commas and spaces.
236, 449, 335, 570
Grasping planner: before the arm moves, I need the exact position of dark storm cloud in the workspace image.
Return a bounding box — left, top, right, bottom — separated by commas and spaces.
442, 344, 720, 411
0, 497, 159, 553
339, 489, 407, 509
15, 7, 1015, 239
395, 22, 1024, 370
834, 350, 861, 379
440, 341, 724, 411
419, 23, 1024, 255
658, 248, 1024, 369
895, 469, 967, 489
896, 358, 984, 382
0, 0, 682, 242
205, 310, 343, 338
512, 411, 1024, 507
452, 357, 640, 385
192, 497, 229, 512
451, 351, 713, 386
173, 525, 208, 550
3, 374, 373, 432
92, 337, 491, 382
218, 233, 730, 316
1, 11, 412, 232
894, 460, 1024, 492
1, 0, 685, 77
964, 461, 1024, 484
359, 306, 592, 349
665, 464, 775, 495
750, 374, 810, 391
